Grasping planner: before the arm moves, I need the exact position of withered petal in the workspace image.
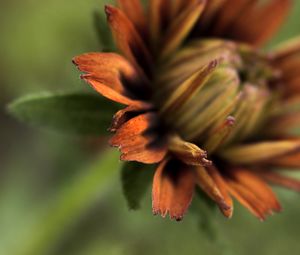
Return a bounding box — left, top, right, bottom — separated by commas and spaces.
152, 160, 195, 221
110, 113, 167, 164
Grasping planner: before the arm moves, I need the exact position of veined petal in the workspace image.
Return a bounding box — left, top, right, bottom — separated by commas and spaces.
110, 113, 167, 164
195, 166, 232, 216
105, 5, 153, 75
168, 134, 211, 166
220, 140, 300, 165
152, 160, 195, 221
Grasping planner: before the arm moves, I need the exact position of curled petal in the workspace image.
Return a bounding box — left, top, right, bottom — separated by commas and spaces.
152, 160, 195, 221
110, 113, 167, 164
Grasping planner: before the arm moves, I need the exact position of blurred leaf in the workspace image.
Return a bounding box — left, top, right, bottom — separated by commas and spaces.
18, 149, 121, 255
8, 91, 121, 136
121, 162, 155, 210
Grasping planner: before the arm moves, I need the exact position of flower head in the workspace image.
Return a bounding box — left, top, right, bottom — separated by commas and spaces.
73, 0, 300, 221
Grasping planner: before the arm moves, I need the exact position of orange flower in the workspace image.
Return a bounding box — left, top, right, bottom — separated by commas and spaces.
73, 0, 300, 221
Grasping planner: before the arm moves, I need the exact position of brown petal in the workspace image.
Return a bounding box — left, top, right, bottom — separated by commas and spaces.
105, 5, 153, 75
258, 171, 300, 192
207, 166, 234, 218
152, 160, 195, 221
195, 166, 232, 216
271, 36, 300, 60
229, 169, 281, 213
226, 180, 268, 221
220, 140, 300, 165
168, 134, 211, 166
160, 0, 206, 58
73, 52, 145, 105
110, 113, 167, 164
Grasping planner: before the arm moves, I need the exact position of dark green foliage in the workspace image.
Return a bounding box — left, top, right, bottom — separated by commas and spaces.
8, 92, 121, 136
121, 162, 155, 210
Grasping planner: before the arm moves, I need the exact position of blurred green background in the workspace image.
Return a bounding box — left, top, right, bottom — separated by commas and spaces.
1, 1, 300, 255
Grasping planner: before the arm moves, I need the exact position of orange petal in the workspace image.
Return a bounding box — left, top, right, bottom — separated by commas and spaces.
266, 151, 300, 168
229, 169, 281, 213
258, 171, 300, 192
226, 179, 269, 221
207, 166, 233, 218
110, 103, 154, 132
73, 52, 146, 105
195, 166, 232, 216
229, 0, 292, 46
110, 113, 167, 164
105, 5, 153, 76
116, 0, 147, 35
152, 160, 195, 221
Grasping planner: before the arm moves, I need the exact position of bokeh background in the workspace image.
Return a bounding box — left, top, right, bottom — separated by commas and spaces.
1, 1, 300, 255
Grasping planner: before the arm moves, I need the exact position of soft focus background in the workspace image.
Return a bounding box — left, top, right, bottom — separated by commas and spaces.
1, 1, 300, 255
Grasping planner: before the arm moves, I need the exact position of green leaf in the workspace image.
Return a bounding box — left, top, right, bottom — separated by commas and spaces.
121, 162, 155, 210
8, 91, 121, 136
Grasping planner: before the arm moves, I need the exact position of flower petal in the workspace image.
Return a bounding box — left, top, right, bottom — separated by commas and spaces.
152, 160, 195, 221
220, 140, 300, 165
207, 166, 233, 218
73, 52, 146, 105
195, 166, 232, 216
160, 0, 206, 58
110, 113, 167, 164
116, 0, 146, 35
258, 171, 300, 192
105, 5, 153, 76
226, 179, 268, 221
229, 169, 281, 213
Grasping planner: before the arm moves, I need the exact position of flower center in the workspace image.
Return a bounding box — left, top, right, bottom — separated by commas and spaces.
152, 39, 278, 155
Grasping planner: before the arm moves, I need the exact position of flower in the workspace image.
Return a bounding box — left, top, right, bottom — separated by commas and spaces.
73, 0, 300, 221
